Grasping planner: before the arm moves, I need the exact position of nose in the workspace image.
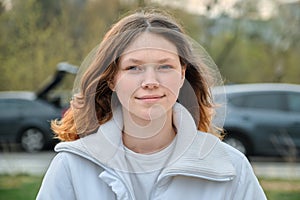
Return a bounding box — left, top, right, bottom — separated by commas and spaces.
141, 69, 159, 89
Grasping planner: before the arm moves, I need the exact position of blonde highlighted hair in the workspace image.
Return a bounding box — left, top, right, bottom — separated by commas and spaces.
52, 9, 221, 141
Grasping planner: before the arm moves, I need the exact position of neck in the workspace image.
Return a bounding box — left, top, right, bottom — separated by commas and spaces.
122, 109, 176, 154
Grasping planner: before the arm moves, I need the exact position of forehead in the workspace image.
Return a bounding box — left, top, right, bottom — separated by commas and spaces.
120, 32, 179, 63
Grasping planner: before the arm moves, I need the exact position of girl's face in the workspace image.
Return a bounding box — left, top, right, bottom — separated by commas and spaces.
113, 32, 185, 122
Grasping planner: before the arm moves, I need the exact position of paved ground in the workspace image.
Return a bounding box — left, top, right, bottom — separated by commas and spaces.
1, 152, 300, 179
252, 161, 300, 179
0, 152, 55, 175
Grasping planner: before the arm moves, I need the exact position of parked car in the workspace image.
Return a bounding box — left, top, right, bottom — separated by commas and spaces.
36, 62, 78, 109
0, 62, 78, 152
214, 83, 300, 158
0, 92, 61, 152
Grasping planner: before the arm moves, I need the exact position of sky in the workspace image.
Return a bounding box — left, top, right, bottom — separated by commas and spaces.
152, 0, 300, 19
2, 0, 300, 19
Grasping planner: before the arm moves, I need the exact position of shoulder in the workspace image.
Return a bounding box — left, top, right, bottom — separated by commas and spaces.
195, 131, 263, 179
196, 131, 247, 162
50, 151, 105, 179
214, 137, 267, 199
50, 151, 87, 171
220, 139, 249, 163
37, 151, 108, 200
194, 131, 253, 174
215, 137, 261, 186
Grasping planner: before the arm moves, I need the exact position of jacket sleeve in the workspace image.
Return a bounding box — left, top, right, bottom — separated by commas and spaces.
36, 152, 76, 200
232, 156, 267, 200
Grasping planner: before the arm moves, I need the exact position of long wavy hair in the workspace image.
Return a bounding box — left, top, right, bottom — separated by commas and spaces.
51, 9, 221, 141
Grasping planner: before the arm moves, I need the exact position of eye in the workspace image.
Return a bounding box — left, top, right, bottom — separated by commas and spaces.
126, 66, 140, 71
158, 65, 173, 70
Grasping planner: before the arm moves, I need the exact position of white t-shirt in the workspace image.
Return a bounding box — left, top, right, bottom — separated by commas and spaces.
123, 137, 177, 200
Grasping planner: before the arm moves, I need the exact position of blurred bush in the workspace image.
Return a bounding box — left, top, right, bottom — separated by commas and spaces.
0, 0, 299, 91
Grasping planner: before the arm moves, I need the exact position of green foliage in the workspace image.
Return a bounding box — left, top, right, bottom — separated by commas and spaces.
0, 0, 131, 91
0, 0, 69, 90
0, 0, 299, 91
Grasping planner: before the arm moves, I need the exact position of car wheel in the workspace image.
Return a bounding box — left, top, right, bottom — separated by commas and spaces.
224, 136, 248, 155
20, 128, 45, 152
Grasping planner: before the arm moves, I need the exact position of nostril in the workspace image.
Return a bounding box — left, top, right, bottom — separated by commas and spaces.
141, 82, 160, 88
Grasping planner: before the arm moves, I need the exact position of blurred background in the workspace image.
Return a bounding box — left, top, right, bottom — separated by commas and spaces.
0, 0, 300, 199
0, 0, 299, 91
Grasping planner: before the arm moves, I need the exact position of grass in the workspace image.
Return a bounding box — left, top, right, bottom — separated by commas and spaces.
259, 178, 300, 200
0, 174, 299, 199
0, 174, 42, 200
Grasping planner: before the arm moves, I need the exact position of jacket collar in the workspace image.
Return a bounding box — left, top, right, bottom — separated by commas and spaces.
55, 103, 236, 181
158, 131, 236, 182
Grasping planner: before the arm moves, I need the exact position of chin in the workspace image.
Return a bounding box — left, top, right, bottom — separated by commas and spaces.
132, 108, 167, 121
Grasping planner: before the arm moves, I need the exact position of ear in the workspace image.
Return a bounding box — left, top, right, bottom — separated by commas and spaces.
107, 80, 116, 91
180, 65, 186, 87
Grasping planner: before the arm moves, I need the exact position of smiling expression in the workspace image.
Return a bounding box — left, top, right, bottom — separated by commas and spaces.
112, 32, 185, 123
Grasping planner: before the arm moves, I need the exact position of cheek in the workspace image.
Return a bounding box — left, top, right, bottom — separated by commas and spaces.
114, 75, 138, 105
160, 74, 183, 98
115, 73, 133, 91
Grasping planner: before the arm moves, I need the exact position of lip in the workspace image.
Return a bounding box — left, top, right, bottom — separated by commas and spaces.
135, 95, 166, 102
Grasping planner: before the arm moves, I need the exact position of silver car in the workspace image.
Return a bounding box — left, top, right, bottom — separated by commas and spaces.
216, 83, 300, 158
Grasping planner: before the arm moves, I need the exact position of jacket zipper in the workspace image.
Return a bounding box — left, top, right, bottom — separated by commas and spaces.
101, 169, 135, 200
159, 171, 234, 182
149, 171, 234, 199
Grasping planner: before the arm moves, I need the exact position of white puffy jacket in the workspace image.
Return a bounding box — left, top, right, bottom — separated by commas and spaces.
36, 103, 267, 200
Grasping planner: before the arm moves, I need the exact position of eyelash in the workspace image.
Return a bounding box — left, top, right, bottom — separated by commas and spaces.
125, 65, 173, 71
159, 65, 172, 69
126, 66, 140, 70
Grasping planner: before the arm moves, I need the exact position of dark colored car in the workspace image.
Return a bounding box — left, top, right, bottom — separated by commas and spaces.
215, 83, 300, 158
0, 92, 61, 152
0, 62, 78, 152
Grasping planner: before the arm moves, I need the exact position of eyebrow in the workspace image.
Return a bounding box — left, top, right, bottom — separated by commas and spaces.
121, 58, 177, 65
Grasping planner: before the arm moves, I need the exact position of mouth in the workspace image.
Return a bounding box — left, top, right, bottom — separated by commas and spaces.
135, 95, 166, 102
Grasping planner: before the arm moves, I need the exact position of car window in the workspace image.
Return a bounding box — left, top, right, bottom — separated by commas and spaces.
228, 95, 245, 107
229, 92, 286, 111
287, 92, 300, 112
